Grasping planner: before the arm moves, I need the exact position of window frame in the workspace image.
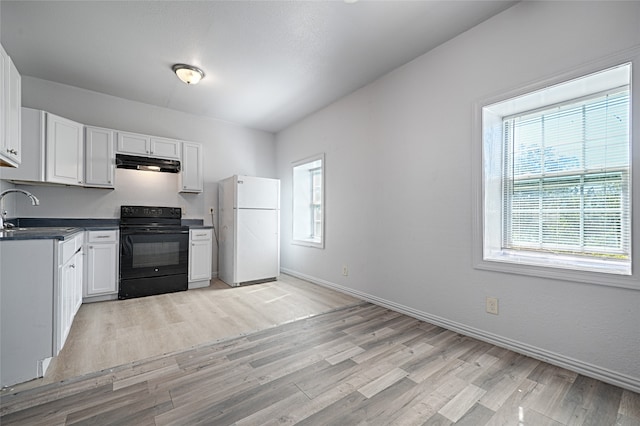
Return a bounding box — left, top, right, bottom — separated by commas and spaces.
292, 153, 325, 249
472, 49, 640, 290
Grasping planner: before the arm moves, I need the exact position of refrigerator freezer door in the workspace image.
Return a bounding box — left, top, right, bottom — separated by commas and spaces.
236, 175, 280, 210
236, 209, 280, 283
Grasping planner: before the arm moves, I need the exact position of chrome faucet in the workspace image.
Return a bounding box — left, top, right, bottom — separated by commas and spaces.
0, 189, 40, 229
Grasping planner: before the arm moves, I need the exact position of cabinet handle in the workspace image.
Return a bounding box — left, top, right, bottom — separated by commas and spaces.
7, 149, 18, 155
96, 235, 109, 239
195, 233, 207, 237
70, 264, 76, 269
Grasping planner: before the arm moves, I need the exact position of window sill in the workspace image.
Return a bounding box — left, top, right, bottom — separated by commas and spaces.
292, 238, 324, 249
477, 249, 637, 290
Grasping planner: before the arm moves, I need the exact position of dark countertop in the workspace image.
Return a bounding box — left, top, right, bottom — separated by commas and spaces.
0, 217, 208, 240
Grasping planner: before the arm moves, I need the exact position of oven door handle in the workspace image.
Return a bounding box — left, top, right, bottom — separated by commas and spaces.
121, 234, 133, 257
120, 229, 189, 235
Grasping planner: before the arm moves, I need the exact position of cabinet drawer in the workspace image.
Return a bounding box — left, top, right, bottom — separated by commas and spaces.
88, 230, 117, 243
190, 229, 212, 241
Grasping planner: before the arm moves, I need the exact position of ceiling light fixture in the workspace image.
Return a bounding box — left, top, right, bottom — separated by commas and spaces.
172, 64, 205, 85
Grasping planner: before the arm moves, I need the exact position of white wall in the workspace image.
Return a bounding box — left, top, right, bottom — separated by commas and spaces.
276, 1, 640, 391
6, 76, 276, 273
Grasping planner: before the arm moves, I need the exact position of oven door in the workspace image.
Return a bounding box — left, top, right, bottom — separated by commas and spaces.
120, 229, 189, 280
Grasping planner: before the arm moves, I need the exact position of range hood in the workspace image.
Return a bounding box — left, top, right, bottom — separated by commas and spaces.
116, 154, 181, 173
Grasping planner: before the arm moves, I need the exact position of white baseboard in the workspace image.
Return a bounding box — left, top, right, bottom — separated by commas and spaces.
188, 279, 210, 289
281, 268, 640, 394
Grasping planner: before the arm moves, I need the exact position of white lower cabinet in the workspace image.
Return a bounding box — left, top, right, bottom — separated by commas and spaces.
1, 239, 55, 387
84, 230, 119, 300
189, 228, 212, 288
56, 232, 84, 355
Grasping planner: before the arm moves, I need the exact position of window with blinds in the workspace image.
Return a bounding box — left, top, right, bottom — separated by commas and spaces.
503, 88, 630, 260
477, 61, 634, 282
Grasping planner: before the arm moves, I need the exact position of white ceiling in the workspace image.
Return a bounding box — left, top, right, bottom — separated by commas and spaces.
0, 1, 516, 133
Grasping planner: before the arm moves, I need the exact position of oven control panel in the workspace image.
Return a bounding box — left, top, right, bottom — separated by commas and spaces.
121, 206, 182, 219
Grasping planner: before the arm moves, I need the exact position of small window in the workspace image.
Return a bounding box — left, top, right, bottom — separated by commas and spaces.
477, 63, 632, 282
292, 154, 325, 248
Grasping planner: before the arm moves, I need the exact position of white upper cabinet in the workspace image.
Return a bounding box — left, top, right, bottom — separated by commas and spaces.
150, 136, 181, 159
0, 43, 21, 167
179, 142, 203, 193
0, 47, 4, 163
2, 108, 84, 186
117, 131, 149, 156
85, 126, 115, 188
46, 113, 84, 186
117, 131, 181, 160
1, 108, 46, 182
2, 106, 199, 194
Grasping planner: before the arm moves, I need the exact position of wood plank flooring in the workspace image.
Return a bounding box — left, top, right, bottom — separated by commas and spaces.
33, 275, 362, 385
1, 276, 638, 425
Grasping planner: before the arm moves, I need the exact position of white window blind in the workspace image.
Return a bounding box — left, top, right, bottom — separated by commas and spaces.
503, 88, 630, 260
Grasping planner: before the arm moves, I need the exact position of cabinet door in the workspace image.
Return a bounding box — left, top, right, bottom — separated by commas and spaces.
46, 113, 84, 185
117, 131, 149, 156
5, 56, 20, 165
73, 249, 83, 315
179, 142, 203, 193
0, 44, 21, 167
0, 108, 46, 182
189, 229, 212, 282
86, 243, 118, 295
0, 45, 5, 161
85, 126, 115, 187
57, 257, 75, 354
150, 137, 180, 159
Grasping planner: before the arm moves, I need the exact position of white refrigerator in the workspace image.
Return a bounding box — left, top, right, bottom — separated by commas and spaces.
219, 175, 280, 287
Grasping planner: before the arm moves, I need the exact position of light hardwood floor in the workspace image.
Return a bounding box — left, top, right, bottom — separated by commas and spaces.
1, 275, 639, 425
37, 275, 362, 385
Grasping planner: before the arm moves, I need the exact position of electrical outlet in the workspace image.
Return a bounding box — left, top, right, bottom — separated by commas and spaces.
486, 297, 499, 315
342, 265, 349, 276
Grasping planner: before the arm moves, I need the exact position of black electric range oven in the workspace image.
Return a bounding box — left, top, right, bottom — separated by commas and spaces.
119, 206, 189, 299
